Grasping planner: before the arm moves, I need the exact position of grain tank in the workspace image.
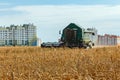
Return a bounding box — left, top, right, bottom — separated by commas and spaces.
60, 23, 97, 48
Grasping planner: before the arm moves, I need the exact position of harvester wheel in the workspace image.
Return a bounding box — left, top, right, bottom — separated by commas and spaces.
88, 42, 92, 48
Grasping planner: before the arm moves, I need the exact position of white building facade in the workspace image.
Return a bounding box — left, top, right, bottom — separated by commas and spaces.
0, 24, 37, 46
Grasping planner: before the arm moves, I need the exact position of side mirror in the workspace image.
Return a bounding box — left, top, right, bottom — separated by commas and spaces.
59, 30, 61, 34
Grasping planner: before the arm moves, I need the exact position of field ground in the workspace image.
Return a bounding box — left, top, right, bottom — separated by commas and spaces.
0, 46, 120, 80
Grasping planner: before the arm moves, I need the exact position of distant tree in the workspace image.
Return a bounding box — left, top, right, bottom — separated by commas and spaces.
29, 35, 37, 46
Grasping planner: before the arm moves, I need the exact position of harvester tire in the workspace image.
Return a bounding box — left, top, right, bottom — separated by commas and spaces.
88, 42, 92, 48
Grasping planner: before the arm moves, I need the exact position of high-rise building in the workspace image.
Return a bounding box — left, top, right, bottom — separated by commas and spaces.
0, 23, 37, 46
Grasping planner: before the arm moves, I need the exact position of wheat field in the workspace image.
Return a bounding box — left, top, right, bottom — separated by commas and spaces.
0, 46, 120, 80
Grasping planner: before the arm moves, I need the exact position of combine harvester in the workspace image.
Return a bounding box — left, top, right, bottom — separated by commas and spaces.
60, 23, 98, 48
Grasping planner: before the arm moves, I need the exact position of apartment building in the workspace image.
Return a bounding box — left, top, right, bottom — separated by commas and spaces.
117, 36, 120, 46
97, 34, 118, 46
0, 24, 37, 46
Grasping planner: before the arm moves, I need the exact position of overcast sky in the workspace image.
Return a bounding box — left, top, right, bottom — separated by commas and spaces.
0, 0, 120, 42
